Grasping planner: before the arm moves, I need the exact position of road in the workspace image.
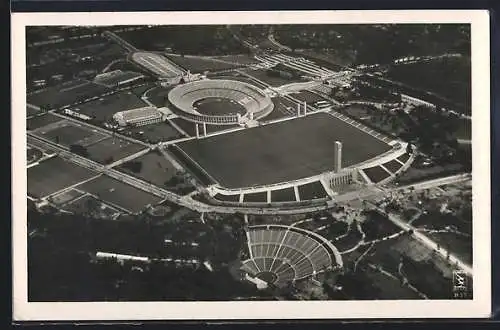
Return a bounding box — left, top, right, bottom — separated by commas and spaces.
394, 173, 471, 192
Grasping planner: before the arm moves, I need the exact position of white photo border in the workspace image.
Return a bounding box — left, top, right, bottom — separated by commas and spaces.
12, 10, 491, 321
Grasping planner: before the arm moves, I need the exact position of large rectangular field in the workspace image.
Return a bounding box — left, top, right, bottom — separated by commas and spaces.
75, 175, 163, 213
116, 151, 178, 186
178, 112, 391, 188
28, 156, 97, 198
27, 79, 111, 109
86, 137, 146, 164
75, 91, 148, 122
32, 120, 109, 147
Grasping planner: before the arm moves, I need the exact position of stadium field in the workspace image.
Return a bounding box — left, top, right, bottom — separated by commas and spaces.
193, 98, 246, 116
33, 121, 108, 147
75, 91, 148, 122
178, 112, 391, 188
27, 113, 63, 131
28, 156, 97, 198
75, 175, 163, 213
86, 137, 146, 164
116, 151, 178, 187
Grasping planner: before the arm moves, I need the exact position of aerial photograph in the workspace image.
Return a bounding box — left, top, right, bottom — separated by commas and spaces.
26, 24, 473, 302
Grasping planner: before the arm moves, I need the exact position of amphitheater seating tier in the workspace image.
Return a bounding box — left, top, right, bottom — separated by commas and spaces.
242, 226, 334, 286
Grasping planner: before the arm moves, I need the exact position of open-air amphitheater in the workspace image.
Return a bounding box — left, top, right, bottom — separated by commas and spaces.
167, 79, 274, 125
240, 224, 343, 287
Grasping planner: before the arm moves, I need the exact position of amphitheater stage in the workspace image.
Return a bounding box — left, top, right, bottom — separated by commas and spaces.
176, 112, 392, 189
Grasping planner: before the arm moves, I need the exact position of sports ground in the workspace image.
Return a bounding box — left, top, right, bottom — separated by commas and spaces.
28, 157, 97, 198
178, 112, 391, 188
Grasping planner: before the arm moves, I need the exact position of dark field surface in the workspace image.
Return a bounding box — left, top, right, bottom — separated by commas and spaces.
383, 159, 403, 173
292, 90, 330, 104
27, 114, 63, 131
76, 175, 163, 213
165, 55, 243, 73
126, 121, 182, 143
262, 97, 296, 121
27, 80, 111, 109
28, 157, 97, 198
270, 187, 296, 202
145, 86, 171, 107
245, 68, 304, 87
214, 193, 240, 202
35, 122, 108, 147
27, 106, 41, 117
63, 195, 121, 218
178, 113, 391, 188
243, 191, 268, 203
298, 181, 328, 200
86, 138, 146, 164
363, 166, 391, 183
76, 91, 147, 122
116, 151, 178, 187
209, 74, 268, 89
193, 97, 246, 116
397, 153, 410, 164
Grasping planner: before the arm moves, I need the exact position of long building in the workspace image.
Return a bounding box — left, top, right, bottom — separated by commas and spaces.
113, 106, 164, 127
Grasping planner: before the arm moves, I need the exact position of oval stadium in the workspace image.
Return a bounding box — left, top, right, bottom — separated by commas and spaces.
240, 224, 342, 287
168, 79, 274, 125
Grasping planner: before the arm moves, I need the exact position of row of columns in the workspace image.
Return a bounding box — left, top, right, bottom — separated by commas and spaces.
296, 101, 307, 117
195, 122, 207, 138
330, 174, 352, 187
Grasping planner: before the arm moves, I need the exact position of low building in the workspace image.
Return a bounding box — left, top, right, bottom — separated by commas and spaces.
113, 106, 164, 127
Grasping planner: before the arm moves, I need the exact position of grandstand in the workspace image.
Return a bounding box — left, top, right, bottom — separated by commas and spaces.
168, 79, 274, 125
130, 51, 185, 80
241, 224, 342, 287
113, 106, 164, 127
